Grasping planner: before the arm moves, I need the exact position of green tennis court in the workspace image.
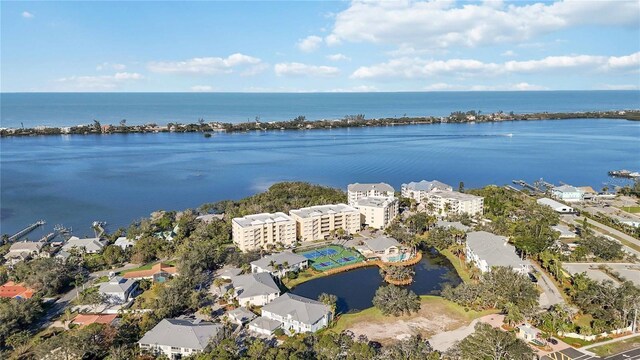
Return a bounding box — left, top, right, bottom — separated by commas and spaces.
298, 245, 364, 271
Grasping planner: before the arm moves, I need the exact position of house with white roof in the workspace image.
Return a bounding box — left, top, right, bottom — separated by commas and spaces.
401, 180, 453, 202
551, 185, 584, 202
250, 293, 332, 336
62, 236, 106, 254
537, 198, 575, 214
250, 251, 309, 278
232, 212, 297, 252
225, 307, 257, 325
4, 241, 44, 264
114, 237, 135, 250
98, 276, 138, 304
355, 235, 411, 262
465, 231, 529, 274
230, 273, 280, 307
436, 220, 470, 232
353, 196, 399, 230
138, 317, 223, 359
347, 183, 395, 206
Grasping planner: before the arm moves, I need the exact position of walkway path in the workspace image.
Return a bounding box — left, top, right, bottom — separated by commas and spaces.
529, 262, 565, 309
581, 332, 640, 350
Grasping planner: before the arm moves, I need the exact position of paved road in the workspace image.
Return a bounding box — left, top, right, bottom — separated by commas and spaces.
605, 347, 640, 360
561, 215, 640, 259
530, 262, 565, 308
36, 263, 138, 329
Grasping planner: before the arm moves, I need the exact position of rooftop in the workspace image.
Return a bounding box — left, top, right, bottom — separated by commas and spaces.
553, 185, 582, 193
251, 252, 308, 271
249, 316, 282, 332
430, 190, 482, 201
8, 241, 43, 253
436, 220, 470, 232
227, 307, 257, 323
261, 293, 331, 325
0, 281, 35, 299
290, 204, 358, 218
98, 276, 137, 294
231, 273, 280, 298
355, 196, 397, 208
72, 314, 118, 327
466, 231, 526, 269
232, 212, 294, 228
364, 235, 401, 252
537, 197, 572, 209
402, 180, 452, 192
348, 182, 394, 193
123, 263, 178, 279
62, 236, 105, 252
138, 317, 223, 350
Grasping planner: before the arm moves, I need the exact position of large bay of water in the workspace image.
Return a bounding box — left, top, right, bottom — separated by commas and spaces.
1, 118, 639, 236
2, 91, 639, 127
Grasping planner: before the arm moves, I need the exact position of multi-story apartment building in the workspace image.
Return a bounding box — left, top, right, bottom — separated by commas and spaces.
347, 183, 395, 206
401, 180, 453, 202
353, 196, 399, 230
289, 204, 361, 242
232, 212, 297, 252
426, 190, 484, 217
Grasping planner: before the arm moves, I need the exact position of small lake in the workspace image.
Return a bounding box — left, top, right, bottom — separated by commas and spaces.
289, 251, 461, 313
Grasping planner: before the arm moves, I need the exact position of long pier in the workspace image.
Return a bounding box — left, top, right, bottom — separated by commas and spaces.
8, 220, 46, 242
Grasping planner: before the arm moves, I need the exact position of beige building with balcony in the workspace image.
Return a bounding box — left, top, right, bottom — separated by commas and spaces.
401, 180, 453, 203
353, 196, 399, 230
289, 204, 361, 242
426, 190, 484, 217
347, 183, 395, 206
232, 212, 297, 252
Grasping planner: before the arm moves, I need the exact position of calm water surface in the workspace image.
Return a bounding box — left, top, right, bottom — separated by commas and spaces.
1, 119, 639, 235
290, 251, 461, 313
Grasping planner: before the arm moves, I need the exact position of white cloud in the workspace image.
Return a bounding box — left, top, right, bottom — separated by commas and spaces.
148, 53, 262, 74
326, 53, 351, 61
501, 50, 516, 57
297, 36, 323, 52
56, 72, 144, 90
424, 82, 548, 91
327, 0, 640, 50
351, 52, 640, 79
96, 62, 127, 71
274, 62, 340, 77
190, 85, 214, 92
22, 11, 34, 19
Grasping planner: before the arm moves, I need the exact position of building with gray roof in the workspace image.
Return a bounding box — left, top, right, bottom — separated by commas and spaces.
138, 317, 223, 359
436, 220, 470, 232
465, 231, 529, 274
4, 241, 44, 264
537, 197, 575, 213
551, 185, 584, 202
260, 293, 332, 335
226, 307, 257, 325
98, 276, 138, 304
347, 182, 395, 206
355, 235, 412, 262
250, 251, 308, 278
248, 316, 283, 336
230, 272, 280, 306
62, 236, 106, 254
401, 180, 453, 202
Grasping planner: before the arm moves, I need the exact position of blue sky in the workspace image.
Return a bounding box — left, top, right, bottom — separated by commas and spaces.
1, 0, 639, 92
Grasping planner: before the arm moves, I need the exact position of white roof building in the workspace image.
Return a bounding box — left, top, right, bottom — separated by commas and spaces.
465, 231, 529, 274
401, 180, 453, 202
62, 236, 106, 254
255, 293, 332, 335
250, 251, 309, 278
347, 182, 395, 206
537, 198, 575, 213
230, 273, 281, 307
138, 317, 223, 358
98, 276, 138, 304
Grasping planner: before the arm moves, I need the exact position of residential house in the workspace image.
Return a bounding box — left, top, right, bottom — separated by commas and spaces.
355, 235, 411, 262
256, 293, 332, 335
250, 252, 308, 278
226, 307, 257, 326
98, 276, 138, 304
577, 186, 597, 200
435, 220, 470, 232
196, 213, 224, 223
551, 185, 584, 202
552, 225, 577, 239
232, 212, 297, 252
353, 196, 399, 230
401, 180, 453, 203
62, 236, 105, 254
230, 273, 280, 307
517, 323, 542, 343
289, 204, 361, 242
248, 316, 283, 336
347, 183, 395, 206
123, 262, 178, 282
537, 198, 575, 214
138, 317, 224, 359
72, 314, 118, 328
114, 237, 135, 250
54, 250, 72, 263
4, 240, 44, 264
426, 190, 484, 217
465, 231, 529, 274
0, 281, 35, 299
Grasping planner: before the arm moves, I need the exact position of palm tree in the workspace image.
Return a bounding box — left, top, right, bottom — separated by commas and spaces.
318, 293, 338, 316
450, 242, 466, 267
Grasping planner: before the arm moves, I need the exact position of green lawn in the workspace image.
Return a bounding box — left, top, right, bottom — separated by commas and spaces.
119, 260, 176, 275
590, 335, 640, 357
440, 248, 472, 283
282, 268, 326, 289
620, 206, 640, 214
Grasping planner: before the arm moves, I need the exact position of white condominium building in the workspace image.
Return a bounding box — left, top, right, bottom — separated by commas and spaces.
232, 212, 297, 252
347, 183, 395, 206
427, 190, 484, 217
401, 180, 453, 202
354, 197, 399, 230
289, 204, 361, 242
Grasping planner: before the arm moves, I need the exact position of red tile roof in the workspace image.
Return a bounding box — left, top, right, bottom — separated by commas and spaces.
0, 281, 35, 299
72, 314, 118, 327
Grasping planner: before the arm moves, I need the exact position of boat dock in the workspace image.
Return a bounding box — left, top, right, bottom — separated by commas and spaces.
608, 169, 640, 179
512, 178, 555, 193
8, 220, 46, 242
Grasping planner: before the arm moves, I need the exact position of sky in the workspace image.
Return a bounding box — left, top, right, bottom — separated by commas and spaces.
1, 0, 639, 92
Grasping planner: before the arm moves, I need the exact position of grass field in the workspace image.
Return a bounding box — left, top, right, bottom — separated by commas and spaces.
118, 260, 176, 275
297, 245, 364, 271
440, 248, 472, 283
590, 335, 640, 357
620, 206, 640, 214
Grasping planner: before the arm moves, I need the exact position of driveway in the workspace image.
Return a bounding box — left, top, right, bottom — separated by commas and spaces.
530, 262, 565, 309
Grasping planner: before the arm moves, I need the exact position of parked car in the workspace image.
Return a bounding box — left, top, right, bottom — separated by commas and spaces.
528, 273, 538, 283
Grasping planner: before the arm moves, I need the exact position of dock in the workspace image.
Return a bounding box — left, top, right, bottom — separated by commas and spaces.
8, 220, 46, 242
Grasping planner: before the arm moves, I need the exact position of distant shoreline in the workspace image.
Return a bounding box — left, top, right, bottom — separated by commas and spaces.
1, 109, 639, 138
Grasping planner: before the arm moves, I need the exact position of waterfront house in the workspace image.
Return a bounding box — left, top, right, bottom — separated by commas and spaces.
465, 231, 529, 274
230, 273, 280, 307
257, 293, 332, 335
577, 186, 597, 200
347, 182, 395, 206
353, 196, 399, 230
62, 236, 106, 254
123, 262, 178, 282
196, 213, 224, 223
401, 180, 453, 203
551, 185, 584, 202
54, 250, 72, 263
289, 204, 361, 242
138, 317, 223, 359
537, 198, 575, 214
114, 237, 135, 250
250, 252, 308, 278
226, 307, 257, 325
355, 235, 411, 262
248, 316, 283, 336
4, 240, 44, 264
98, 276, 138, 304
0, 281, 35, 299
232, 212, 297, 252
426, 190, 484, 217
